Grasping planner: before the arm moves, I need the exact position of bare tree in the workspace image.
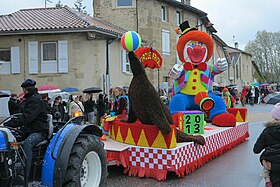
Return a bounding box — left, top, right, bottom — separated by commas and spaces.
73, 0, 88, 15
245, 30, 280, 83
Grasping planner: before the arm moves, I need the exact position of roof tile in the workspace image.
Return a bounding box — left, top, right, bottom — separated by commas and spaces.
0, 6, 126, 36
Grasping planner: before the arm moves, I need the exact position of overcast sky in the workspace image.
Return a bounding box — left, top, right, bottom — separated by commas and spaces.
1, 0, 280, 50
0, 0, 93, 16
192, 0, 280, 50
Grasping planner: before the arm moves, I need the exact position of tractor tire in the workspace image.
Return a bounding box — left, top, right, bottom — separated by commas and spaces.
63, 133, 107, 187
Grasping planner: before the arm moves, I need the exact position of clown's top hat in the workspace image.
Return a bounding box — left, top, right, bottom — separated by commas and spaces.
179, 20, 197, 35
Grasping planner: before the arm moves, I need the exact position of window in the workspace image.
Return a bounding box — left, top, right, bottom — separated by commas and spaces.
161, 5, 166, 21
176, 11, 181, 25
0, 49, 10, 62
163, 76, 169, 83
28, 40, 68, 74
42, 43, 57, 61
41, 42, 58, 73
0, 47, 20, 75
0, 49, 11, 74
162, 29, 170, 55
122, 50, 130, 73
117, 0, 132, 7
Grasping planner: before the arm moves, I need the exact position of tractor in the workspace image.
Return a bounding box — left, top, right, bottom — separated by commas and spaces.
0, 114, 107, 187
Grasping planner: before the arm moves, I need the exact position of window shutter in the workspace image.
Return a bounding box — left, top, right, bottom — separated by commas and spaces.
122, 50, 127, 73
58, 40, 68, 73
165, 30, 170, 54
11, 46, 20, 74
28, 41, 38, 74
176, 35, 180, 63
162, 30, 166, 53
162, 29, 170, 55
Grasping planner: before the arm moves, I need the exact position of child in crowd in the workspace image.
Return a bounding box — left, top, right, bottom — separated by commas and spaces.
111, 87, 128, 119
222, 88, 235, 108
253, 103, 280, 187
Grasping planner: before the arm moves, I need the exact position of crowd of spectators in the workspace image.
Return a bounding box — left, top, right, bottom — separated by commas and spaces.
212, 85, 275, 108
7, 84, 277, 125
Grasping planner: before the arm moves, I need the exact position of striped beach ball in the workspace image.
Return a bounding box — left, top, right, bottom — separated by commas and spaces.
121, 31, 142, 51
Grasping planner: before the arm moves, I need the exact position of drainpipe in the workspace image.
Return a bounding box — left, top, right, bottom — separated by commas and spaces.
106, 38, 118, 97
106, 40, 111, 98
22, 36, 26, 80
158, 69, 160, 96
136, 0, 138, 32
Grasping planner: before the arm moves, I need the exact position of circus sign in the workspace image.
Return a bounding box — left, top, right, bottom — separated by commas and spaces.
135, 47, 163, 69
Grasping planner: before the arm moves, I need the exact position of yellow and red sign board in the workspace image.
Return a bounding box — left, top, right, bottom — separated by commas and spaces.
135, 47, 162, 69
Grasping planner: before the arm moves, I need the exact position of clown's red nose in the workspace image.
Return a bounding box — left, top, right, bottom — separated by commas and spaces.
193, 45, 203, 53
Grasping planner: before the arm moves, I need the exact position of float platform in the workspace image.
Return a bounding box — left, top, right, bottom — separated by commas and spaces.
104, 122, 249, 181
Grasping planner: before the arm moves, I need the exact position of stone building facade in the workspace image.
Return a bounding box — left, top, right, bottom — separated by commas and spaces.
93, 0, 258, 90
212, 34, 255, 90
93, 0, 217, 88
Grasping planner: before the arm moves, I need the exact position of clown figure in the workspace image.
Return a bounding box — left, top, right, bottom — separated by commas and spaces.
169, 20, 236, 127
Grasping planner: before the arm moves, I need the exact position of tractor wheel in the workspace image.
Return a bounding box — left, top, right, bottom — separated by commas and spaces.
63, 134, 107, 187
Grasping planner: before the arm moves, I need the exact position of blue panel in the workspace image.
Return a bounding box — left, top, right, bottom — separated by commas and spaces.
0, 132, 7, 150
41, 122, 76, 187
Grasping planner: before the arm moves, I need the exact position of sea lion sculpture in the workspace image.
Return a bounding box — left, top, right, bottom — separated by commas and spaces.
126, 51, 205, 145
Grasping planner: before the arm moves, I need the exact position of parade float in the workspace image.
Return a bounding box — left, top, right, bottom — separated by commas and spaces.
102, 26, 249, 181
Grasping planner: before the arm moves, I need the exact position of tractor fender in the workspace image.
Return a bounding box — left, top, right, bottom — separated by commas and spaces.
41, 123, 102, 187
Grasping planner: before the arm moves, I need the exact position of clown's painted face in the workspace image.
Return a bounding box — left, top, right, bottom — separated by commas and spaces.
176, 30, 214, 65
184, 40, 208, 64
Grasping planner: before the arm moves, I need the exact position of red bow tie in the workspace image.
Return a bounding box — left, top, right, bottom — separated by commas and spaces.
184, 62, 207, 71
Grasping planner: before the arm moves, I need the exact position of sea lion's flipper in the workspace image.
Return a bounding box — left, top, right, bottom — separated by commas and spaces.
176, 130, 205, 145
162, 103, 174, 124
127, 107, 137, 123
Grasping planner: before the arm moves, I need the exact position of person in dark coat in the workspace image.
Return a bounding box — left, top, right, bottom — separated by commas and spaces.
253, 103, 280, 187
96, 93, 107, 125
2, 79, 49, 181
83, 94, 96, 124
51, 96, 65, 121
8, 93, 20, 115
254, 87, 260, 104
42, 95, 51, 114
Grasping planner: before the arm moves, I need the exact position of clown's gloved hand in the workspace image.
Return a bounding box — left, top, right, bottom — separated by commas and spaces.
168, 63, 184, 79
216, 58, 228, 72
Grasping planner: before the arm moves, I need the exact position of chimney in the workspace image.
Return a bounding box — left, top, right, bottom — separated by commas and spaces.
181, 0, 191, 5
234, 42, 239, 49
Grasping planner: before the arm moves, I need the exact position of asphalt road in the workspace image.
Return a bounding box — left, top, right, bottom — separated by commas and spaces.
106, 103, 274, 187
